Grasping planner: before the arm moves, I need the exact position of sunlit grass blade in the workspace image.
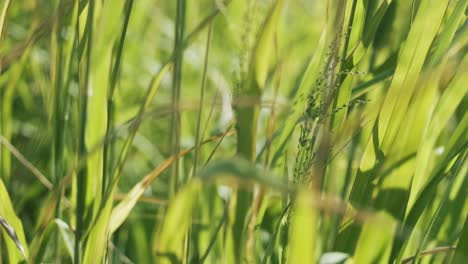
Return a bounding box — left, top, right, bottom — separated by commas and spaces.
353, 212, 396, 263
0, 180, 28, 262
169, 0, 186, 197
286, 190, 318, 263
230, 1, 283, 261
408, 53, 468, 210
337, 0, 451, 258
269, 30, 327, 166
155, 180, 201, 263
0, 215, 27, 259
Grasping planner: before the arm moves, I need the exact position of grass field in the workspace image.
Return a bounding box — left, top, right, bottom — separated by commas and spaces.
0, 0, 467, 263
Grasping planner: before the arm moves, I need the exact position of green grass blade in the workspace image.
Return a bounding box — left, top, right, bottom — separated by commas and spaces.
286, 191, 318, 263
0, 215, 26, 260
29, 219, 75, 263
155, 180, 201, 263
337, 0, 451, 257
270, 30, 327, 166
230, 1, 283, 262
453, 214, 468, 264
0, 180, 28, 262
353, 212, 396, 263
169, 0, 186, 197
427, 0, 468, 67
408, 53, 468, 210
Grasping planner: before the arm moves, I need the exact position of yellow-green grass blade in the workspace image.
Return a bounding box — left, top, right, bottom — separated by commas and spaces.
0, 0, 10, 35
95, 8, 228, 258
353, 212, 397, 263
169, 0, 186, 197
0, 180, 28, 262
84, 0, 126, 219
408, 53, 468, 210
411, 150, 468, 263
109, 147, 191, 235
77, 0, 129, 262
230, 1, 283, 262
155, 180, 201, 264
75, 3, 92, 263
82, 192, 114, 263
269, 30, 328, 166
286, 190, 318, 263
0, 22, 31, 260
427, 0, 468, 67
378, 0, 450, 154
253, 0, 284, 89
337, 0, 451, 256
104, 0, 134, 192
392, 105, 468, 261
0, 215, 26, 259
29, 219, 74, 263
344, 0, 393, 69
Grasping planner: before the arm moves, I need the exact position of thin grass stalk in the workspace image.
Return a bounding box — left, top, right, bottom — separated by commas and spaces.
101, 3, 229, 211
0, 11, 8, 240
75, 0, 95, 262
193, 14, 213, 180
170, 0, 186, 198
248, 43, 282, 260
52, 0, 65, 185
0, 0, 11, 72
0, 0, 12, 185
103, 0, 134, 195
187, 12, 213, 264
51, 1, 67, 260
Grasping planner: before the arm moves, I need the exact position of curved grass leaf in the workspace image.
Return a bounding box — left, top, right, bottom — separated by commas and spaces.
408, 53, 468, 209
0, 215, 26, 259
29, 219, 74, 263
155, 180, 201, 263
337, 0, 451, 258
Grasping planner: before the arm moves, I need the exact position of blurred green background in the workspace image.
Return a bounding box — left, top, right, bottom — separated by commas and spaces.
0, 0, 467, 263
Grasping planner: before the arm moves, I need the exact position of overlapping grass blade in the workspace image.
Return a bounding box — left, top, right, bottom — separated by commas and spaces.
453, 214, 468, 263
337, 0, 451, 259
155, 180, 201, 264
29, 219, 75, 263
0, 181, 28, 262
286, 191, 318, 263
